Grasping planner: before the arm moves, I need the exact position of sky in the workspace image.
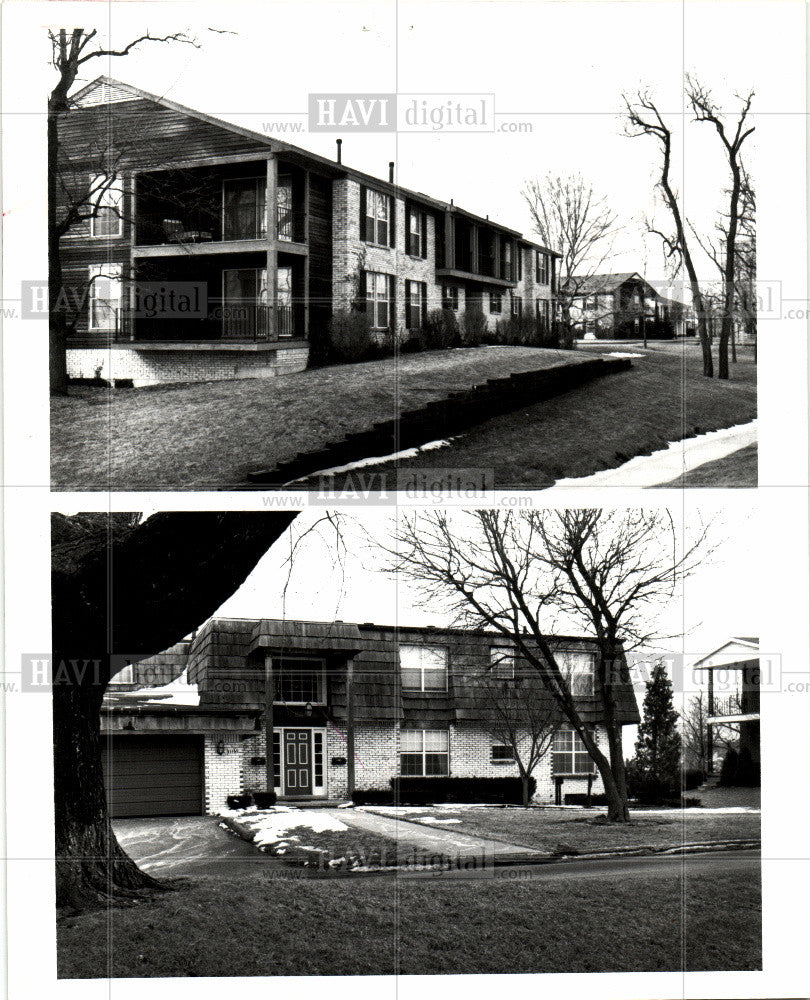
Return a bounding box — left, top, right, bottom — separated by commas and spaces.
22, 0, 784, 288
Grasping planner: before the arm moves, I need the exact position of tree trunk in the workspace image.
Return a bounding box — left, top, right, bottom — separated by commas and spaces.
48, 96, 69, 396
53, 663, 165, 911
691, 288, 714, 378
521, 773, 531, 808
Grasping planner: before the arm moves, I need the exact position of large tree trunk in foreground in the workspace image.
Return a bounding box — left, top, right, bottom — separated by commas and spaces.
52, 512, 297, 910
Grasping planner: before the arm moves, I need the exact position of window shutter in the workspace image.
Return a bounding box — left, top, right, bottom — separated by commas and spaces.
359, 186, 367, 241
358, 270, 368, 314
389, 196, 396, 248
405, 205, 412, 256
421, 282, 428, 326
421, 212, 428, 259
388, 274, 396, 328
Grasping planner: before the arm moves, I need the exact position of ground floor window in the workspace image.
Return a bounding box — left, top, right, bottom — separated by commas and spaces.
491, 743, 514, 764
406, 280, 427, 331
536, 298, 550, 330
400, 729, 449, 776
552, 725, 596, 775
511, 292, 522, 317
489, 290, 502, 314
366, 271, 394, 330
88, 263, 123, 332
441, 284, 459, 311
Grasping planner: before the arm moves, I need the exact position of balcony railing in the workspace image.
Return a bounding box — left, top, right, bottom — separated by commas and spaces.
108, 301, 296, 343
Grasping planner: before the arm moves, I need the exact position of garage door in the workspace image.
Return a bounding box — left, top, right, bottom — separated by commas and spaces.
102, 735, 204, 818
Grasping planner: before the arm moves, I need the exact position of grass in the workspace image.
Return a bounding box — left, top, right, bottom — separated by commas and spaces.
322, 341, 757, 490
57, 865, 761, 977
51, 346, 580, 490
659, 442, 758, 487
363, 806, 761, 854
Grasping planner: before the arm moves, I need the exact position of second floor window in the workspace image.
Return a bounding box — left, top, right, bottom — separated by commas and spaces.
557, 649, 596, 696
501, 241, 513, 281
489, 290, 502, 314
365, 271, 394, 330
536, 251, 549, 284
400, 729, 449, 776
90, 174, 123, 237
400, 644, 447, 692
406, 207, 427, 258
406, 280, 427, 331
223, 177, 266, 241
362, 188, 393, 247
489, 646, 515, 679
275, 658, 325, 705
552, 725, 596, 775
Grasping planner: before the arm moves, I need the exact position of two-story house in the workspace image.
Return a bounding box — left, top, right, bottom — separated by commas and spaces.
565, 272, 676, 340
59, 77, 559, 386
100, 617, 639, 816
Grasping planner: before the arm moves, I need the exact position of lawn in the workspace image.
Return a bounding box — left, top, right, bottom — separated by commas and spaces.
660, 442, 758, 487
321, 341, 757, 490
51, 346, 581, 490
361, 806, 761, 854
57, 864, 761, 977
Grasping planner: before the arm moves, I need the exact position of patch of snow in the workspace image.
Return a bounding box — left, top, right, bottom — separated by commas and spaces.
235, 808, 349, 849
551, 420, 757, 488
417, 817, 462, 825
288, 438, 455, 484
605, 351, 645, 359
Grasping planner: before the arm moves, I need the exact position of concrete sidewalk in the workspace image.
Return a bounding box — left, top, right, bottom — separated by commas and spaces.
337, 807, 537, 860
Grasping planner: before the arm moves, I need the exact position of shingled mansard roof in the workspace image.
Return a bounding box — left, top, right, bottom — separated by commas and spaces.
69, 76, 560, 257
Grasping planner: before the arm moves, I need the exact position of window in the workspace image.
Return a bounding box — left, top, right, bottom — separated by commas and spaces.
108, 662, 134, 685
313, 731, 325, 788
400, 729, 449, 776
511, 292, 523, 317
90, 174, 123, 237
501, 240, 513, 281
557, 649, 595, 696
491, 744, 514, 764
552, 726, 595, 775
277, 175, 293, 242
536, 251, 549, 285
536, 299, 551, 331
365, 271, 393, 330
400, 644, 448, 692
362, 187, 393, 246
442, 285, 459, 311
406, 280, 427, 331
223, 177, 266, 240
407, 206, 427, 258
88, 264, 123, 332
489, 290, 502, 314
489, 646, 515, 679
274, 658, 325, 705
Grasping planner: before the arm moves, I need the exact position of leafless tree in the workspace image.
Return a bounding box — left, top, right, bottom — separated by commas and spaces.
521, 173, 618, 344
463, 656, 564, 807
384, 509, 713, 823
681, 691, 740, 772
623, 90, 715, 377
48, 28, 198, 394
686, 78, 755, 379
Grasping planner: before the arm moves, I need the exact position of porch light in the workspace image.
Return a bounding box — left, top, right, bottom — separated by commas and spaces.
305, 702, 314, 717
216, 739, 225, 756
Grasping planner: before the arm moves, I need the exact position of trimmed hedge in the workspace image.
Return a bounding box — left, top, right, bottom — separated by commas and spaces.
563, 792, 608, 807
352, 788, 395, 806
226, 793, 252, 810
390, 776, 536, 805
252, 791, 277, 808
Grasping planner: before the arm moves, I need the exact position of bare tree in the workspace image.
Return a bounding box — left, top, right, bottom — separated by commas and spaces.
623, 91, 715, 377
48, 28, 198, 395
464, 654, 564, 807
681, 691, 740, 772
52, 511, 296, 911
686, 78, 755, 379
384, 509, 712, 823
521, 173, 618, 344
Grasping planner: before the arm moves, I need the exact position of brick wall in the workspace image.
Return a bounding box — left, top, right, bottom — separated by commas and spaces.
66, 345, 309, 386
203, 734, 243, 813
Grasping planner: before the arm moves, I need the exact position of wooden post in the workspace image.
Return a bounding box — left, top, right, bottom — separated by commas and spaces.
265, 155, 278, 341
444, 212, 455, 270
303, 169, 310, 339
470, 225, 479, 276
706, 668, 715, 775
493, 232, 501, 280
346, 658, 355, 797
264, 653, 275, 794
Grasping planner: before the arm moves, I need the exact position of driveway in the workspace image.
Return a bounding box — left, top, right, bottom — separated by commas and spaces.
113, 815, 282, 876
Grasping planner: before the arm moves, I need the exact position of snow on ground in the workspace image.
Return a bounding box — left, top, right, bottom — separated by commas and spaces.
605, 352, 646, 359
551, 419, 757, 488
222, 808, 349, 849
289, 438, 454, 484
416, 817, 462, 824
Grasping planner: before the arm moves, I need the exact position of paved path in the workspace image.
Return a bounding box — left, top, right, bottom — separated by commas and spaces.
113, 816, 282, 875
337, 808, 532, 857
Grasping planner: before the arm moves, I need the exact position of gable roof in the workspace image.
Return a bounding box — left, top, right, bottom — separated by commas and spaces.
562, 272, 644, 296
70, 76, 551, 247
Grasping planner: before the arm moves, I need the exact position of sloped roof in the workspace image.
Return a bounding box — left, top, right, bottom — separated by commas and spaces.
563, 272, 643, 296
70, 76, 551, 248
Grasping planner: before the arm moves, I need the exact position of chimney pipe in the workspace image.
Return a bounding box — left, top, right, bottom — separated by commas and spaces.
389, 161, 395, 184
336, 138, 342, 164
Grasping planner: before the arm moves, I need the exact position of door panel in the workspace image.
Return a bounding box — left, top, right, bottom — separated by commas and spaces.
284, 729, 313, 795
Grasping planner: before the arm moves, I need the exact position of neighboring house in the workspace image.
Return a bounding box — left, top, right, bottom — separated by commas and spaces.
60, 77, 560, 386
100, 618, 640, 816
692, 636, 760, 776
564, 272, 681, 340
